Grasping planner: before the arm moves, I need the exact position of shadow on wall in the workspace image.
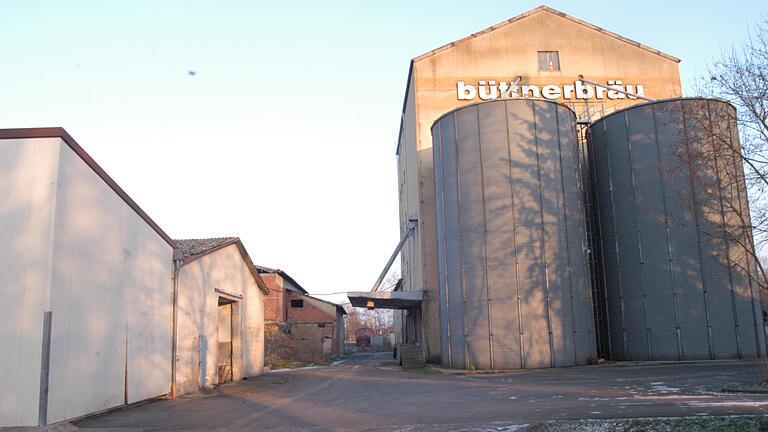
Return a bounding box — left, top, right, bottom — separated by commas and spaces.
587, 98, 767, 361
40, 141, 173, 424
432, 99, 596, 371
175, 246, 265, 396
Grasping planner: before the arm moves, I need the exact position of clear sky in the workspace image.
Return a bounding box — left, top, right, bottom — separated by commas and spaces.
2, 1, 766, 304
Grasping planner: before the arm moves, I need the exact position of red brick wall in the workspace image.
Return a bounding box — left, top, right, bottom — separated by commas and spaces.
262, 274, 286, 323
286, 293, 335, 323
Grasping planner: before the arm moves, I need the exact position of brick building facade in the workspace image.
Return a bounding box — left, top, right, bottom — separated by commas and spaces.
257, 266, 346, 358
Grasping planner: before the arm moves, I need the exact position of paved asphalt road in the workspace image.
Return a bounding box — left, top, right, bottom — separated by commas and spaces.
74, 352, 768, 431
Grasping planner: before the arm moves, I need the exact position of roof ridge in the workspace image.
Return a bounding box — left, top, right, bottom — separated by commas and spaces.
412, 5, 679, 63
175, 237, 240, 257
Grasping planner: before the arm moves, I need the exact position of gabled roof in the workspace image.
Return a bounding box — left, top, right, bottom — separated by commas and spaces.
176, 237, 237, 257
175, 237, 269, 295
413, 5, 679, 63
0, 127, 175, 246
301, 294, 348, 316
253, 265, 309, 294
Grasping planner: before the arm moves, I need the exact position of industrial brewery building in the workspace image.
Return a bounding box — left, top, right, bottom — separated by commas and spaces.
350, 5, 767, 370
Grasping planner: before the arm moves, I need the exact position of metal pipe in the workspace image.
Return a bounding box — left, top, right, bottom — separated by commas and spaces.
436, 123, 453, 367
38, 311, 52, 426
170, 250, 183, 397
578, 75, 656, 102
370, 220, 416, 292
500, 76, 523, 98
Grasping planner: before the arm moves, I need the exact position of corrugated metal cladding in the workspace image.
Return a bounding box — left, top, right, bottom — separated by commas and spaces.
432, 99, 597, 370
588, 98, 767, 361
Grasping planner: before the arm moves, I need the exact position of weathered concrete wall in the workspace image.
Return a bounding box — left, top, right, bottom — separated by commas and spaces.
176, 244, 264, 395
286, 293, 336, 324
0, 137, 61, 427
291, 323, 337, 358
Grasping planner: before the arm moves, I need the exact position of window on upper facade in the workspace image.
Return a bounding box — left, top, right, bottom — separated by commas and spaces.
538, 51, 560, 71
291, 299, 304, 308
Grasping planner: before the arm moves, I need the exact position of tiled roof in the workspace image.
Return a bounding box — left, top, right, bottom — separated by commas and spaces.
174, 237, 269, 295
253, 265, 309, 294
175, 237, 238, 258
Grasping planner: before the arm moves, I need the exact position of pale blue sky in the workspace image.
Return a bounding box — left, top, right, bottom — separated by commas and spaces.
1, 1, 766, 303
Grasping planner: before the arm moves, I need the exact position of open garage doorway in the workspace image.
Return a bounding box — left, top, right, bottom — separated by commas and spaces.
217, 297, 236, 384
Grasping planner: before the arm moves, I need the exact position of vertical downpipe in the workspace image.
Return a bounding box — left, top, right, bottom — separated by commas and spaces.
124, 323, 129, 405
453, 113, 470, 370
170, 250, 182, 397
436, 124, 453, 367
38, 311, 52, 426
624, 111, 653, 360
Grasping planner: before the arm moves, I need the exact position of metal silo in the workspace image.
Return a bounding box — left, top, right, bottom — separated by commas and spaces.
588, 98, 767, 361
432, 98, 597, 370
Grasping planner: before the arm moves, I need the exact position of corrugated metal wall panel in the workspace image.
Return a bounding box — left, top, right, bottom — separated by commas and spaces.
434, 99, 596, 369
588, 98, 766, 361
626, 105, 680, 360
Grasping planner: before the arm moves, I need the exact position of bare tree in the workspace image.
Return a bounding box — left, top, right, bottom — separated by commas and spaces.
693, 18, 768, 302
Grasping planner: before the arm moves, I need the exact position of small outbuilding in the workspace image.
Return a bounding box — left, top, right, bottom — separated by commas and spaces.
286, 292, 346, 358
259, 266, 346, 359
0, 128, 271, 426
174, 238, 269, 396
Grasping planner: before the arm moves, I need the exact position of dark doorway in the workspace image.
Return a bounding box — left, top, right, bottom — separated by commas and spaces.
217, 297, 235, 384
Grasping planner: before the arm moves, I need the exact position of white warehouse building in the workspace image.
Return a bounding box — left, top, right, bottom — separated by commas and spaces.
0, 128, 268, 427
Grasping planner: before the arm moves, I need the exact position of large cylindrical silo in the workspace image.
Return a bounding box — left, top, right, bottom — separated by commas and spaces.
588, 98, 766, 361
432, 98, 597, 370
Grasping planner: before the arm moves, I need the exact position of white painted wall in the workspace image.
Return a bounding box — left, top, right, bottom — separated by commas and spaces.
0, 137, 174, 426
0, 138, 61, 427
175, 243, 265, 396
46, 143, 173, 423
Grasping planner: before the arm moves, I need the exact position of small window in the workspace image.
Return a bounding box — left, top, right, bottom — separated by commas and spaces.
317, 323, 326, 328
290, 299, 304, 308
538, 51, 560, 71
